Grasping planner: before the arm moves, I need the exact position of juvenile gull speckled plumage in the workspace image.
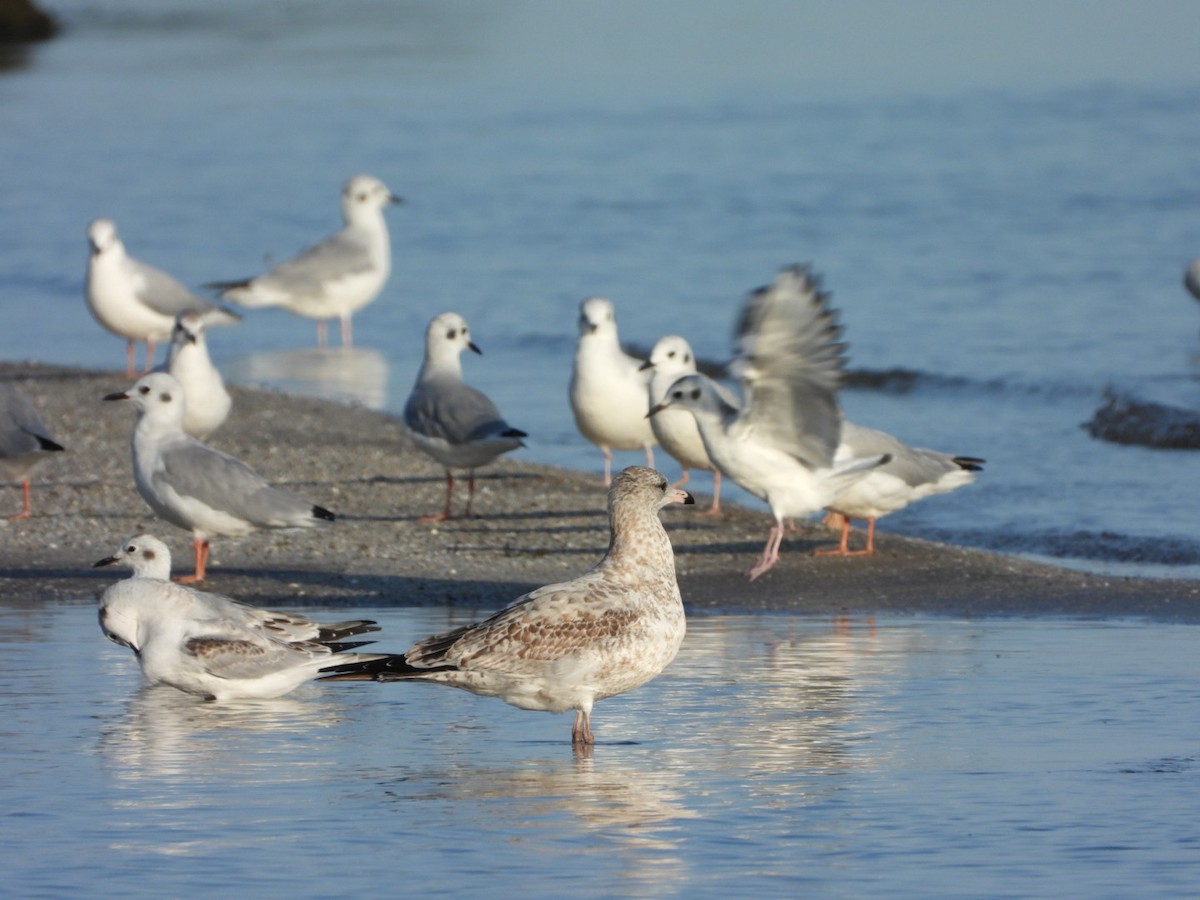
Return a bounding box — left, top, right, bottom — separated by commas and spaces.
649, 265, 888, 580
322, 466, 693, 747
208, 174, 402, 348
569, 297, 657, 485
95, 534, 381, 700
820, 420, 985, 556
85, 218, 241, 376
642, 334, 731, 515
0, 384, 64, 519
166, 311, 232, 439
404, 312, 526, 522
104, 372, 335, 583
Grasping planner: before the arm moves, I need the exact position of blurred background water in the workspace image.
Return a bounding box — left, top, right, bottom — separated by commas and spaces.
2, 1, 1199, 580
3, 603, 1198, 898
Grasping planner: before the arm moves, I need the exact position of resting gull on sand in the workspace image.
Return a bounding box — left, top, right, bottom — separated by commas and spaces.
322, 466, 693, 748
104, 372, 335, 583
95, 533, 381, 700
403, 311, 526, 522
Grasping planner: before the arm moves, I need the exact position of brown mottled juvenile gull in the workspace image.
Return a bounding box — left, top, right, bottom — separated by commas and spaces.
0, 384, 64, 520
104, 372, 335, 583
207, 174, 402, 348
820, 421, 985, 556
404, 311, 526, 522
85, 217, 241, 376
648, 265, 889, 581
322, 466, 694, 747
95, 534, 381, 700
569, 297, 657, 485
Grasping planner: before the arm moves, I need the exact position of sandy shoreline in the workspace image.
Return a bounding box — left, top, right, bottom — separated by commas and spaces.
2, 361, 1198, 620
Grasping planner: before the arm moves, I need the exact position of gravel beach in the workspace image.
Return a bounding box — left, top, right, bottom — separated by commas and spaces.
3, 361, 1198, 620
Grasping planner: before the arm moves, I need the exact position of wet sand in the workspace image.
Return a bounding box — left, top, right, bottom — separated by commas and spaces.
3, 362, 1198, 620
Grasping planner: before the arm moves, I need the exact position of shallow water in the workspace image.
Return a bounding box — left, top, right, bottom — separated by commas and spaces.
1, 2, 1199, 578
2, 601, 1197, 897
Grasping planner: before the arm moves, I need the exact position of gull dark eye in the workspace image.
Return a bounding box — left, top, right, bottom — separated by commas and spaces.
667, 351, 676, 359
658, 479, 668, 491
125, 545, 136, 553
671, 389, 683, 400
447, 329, 457, 339
138, 385, 150, 395
684, 353, 691, 364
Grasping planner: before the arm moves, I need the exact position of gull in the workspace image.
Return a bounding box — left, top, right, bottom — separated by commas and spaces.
641, 334, 731, 515
208, 174, 402, 348
85, 218, 241, 377
648, 265, 888, 581
322, 466, 693, 747
104, 372, 335, 583
0, 384, 64, 520
569, 297, 656, 485
95, 533, 382, 700
404, 312, 527, 522
820, 421, 985, 556
166, 312, 232, 439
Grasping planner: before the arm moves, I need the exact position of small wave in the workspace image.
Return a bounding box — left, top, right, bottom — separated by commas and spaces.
921, 526, 1200, 567
1084, 389, 1200, 450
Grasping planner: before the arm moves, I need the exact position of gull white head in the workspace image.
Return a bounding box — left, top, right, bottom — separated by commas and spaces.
649, 373, 736, 420
341, 174, 403, 224
577, 296, 618, 340
104, 371, 187, 428
646, 335, 698, 377
93, 533, 173, 581
169, 311, 207, 352
87, 217, 121, 257
424, 311, 481, 368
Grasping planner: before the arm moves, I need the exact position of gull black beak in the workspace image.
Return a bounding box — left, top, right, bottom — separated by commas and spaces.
103, 391, 129, 402
638, 360, 654, 371
389, 194, 404, 205
468, 341, 482, 355
646, 402, 668, 418
93, 556, 118, 568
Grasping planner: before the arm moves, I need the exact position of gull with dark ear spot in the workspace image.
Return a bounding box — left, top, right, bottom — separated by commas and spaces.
166, 311, 231, 439
322, 466, 693, 749
94, 533, 382, 700
104, 372, 335, 583
648, 265, 889, 581
207, 174, 402, 348
85, 217, 241, 377
404, 312, 526, 522
0, 384, 64, 520
569, 297, 657, 486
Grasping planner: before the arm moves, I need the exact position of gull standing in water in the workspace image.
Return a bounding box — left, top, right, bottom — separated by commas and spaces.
0, 384, 64, 520
95, 533, 381, 700
86, 218, 241, 376
322, 467, 693, 748
649, 265, 888, 581
104, 372, 335, 583
166, 312, 232, 439
642, 334, 729, 515
820, 421, 984, 556
404, 312, 526, 522
208, 174, 402, 348
569, 297, 656, 485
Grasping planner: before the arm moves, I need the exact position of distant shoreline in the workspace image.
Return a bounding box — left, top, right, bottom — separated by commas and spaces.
2, 361, 1198, 621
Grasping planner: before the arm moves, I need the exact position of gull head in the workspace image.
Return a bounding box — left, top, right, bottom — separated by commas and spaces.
609, 465, 695, 514
93, 533, 173, 581
646, 373, 729, 420
645, 335, 697, 377
170, 311, 206, 349
425, 311, 481, 364
342, 174, 403, 222
87, 217, 120, 257
577, 296, 617, 339
103, 371, 187, 425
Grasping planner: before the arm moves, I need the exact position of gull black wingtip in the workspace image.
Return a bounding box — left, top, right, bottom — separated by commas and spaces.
312, 505, 336, 522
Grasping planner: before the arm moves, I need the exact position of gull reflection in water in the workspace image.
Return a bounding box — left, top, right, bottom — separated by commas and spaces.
97, 682, 347, 784
225, 346, 389, 410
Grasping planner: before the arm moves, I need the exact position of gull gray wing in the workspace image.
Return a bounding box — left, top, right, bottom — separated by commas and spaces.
732, 266, 846, 468
404, 377, 521, 444
0, 385, 62, 457
131, 258, 226, 318
156, 439, 317, 526
842, 420, 982, 487
258, 230, 373, 295
183, 634, 317, 680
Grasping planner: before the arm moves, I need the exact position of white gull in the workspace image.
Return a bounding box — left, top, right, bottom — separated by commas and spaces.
95, 533, 381, 700
104, 372, 335, 583
648, 265, 888, 581
322, 466, 693, 747
642, 334, 731, 515
569, 296, 657, 485
208, 174, 401, 348
0, 384, 64, 520
86, 218, 241, 377
404, 312, 526, 522
820, 420, 984, 556
165, 311, 232, 439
